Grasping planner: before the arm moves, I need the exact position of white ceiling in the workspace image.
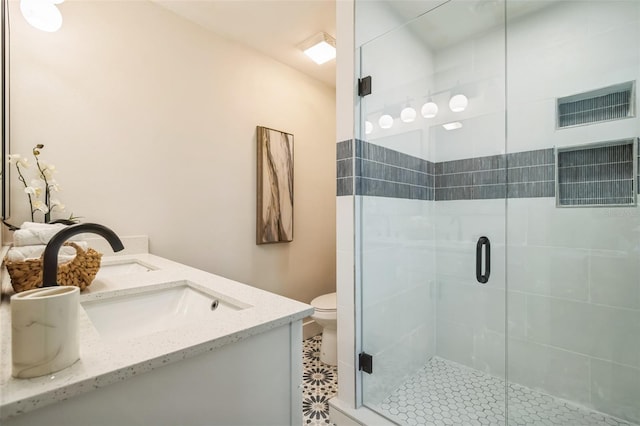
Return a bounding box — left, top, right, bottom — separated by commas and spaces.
150, 0, 556, 89
152, 0, 337, 88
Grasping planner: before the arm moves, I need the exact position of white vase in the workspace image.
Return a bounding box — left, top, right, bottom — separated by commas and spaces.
11, 286, 80, 379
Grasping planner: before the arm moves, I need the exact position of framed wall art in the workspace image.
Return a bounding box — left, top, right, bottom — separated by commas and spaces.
256, 126, 294, 244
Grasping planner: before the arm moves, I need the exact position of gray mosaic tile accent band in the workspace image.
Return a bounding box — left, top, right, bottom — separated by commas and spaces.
336, 139, 435, 199
337, 140, 354, 196
506, 149, 556, 199
337, 139, 639, 202
355, 139, 435, 201
432, 149, 556, 201
357, 140, 435, 175
356, 177, 434, 200
336, 139, 353, 161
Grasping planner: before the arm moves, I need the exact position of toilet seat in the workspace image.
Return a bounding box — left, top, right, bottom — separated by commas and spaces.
311, 292, 336, 312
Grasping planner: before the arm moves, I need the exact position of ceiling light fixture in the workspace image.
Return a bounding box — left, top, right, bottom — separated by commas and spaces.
300, 32, 336, 65
400, 106, 416, 123
449, 94, 468, 112
365, 121, 373, 135
442, 122, 463, 130
20, 0, 64, 32
378, 114, 393, 129
421, 101, 439, 118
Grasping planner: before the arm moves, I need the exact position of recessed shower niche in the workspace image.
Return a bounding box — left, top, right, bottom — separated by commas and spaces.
557, 139, 638, 207
557, 81, 636, 129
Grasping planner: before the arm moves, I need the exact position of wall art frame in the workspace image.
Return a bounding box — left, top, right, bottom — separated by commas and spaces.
256, 126, 294, 244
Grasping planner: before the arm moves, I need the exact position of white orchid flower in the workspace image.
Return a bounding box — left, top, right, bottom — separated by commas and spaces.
29, 179, 45, 195
32, 200, 49, 214
6, 145, 74, 226
8, 154, 29, 168
49, 180, 61, 192
50, 199, 65, 211
24, 186, 42, 197
40, 162, 56, 179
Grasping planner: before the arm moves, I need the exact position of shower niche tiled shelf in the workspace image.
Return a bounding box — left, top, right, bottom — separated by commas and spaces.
556, 138, 638, 207
556, 81, 635, 128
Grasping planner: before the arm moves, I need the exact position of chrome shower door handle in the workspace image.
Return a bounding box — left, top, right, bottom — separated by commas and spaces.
476, 236, 491, 284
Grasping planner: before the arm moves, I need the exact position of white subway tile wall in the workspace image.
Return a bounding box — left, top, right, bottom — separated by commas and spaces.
335, 195, 356, 405
360, 196, 437, 405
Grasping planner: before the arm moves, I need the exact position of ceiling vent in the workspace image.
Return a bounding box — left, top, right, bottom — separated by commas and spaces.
557, 81, 635, 129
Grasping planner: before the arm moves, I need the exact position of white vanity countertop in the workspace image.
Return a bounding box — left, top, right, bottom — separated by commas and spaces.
0, 253, 314, 421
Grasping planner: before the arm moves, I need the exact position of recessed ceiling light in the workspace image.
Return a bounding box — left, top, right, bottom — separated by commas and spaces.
300, 32, 336, 65
442, 122, 463, 130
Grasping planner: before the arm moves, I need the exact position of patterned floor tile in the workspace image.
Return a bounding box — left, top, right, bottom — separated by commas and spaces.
372, 357, 637, 426
303, 336, 338, 426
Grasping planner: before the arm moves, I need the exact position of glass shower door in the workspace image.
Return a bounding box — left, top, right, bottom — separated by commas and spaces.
357, 1, 508, 424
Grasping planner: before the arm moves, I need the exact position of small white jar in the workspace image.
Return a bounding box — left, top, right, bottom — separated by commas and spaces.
11, 286, 80, 379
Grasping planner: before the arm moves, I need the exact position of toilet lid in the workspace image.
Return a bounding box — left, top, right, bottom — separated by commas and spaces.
311, 292, 336, 311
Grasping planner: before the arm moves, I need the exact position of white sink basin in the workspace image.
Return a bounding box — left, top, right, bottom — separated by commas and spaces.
95, 260, 155, 278
81, 282, 249, 341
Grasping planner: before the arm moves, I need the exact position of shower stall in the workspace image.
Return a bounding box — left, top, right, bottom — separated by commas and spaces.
348, 0, 640, 425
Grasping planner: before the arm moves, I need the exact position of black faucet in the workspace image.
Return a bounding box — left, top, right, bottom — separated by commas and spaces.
42, 223, 125, 287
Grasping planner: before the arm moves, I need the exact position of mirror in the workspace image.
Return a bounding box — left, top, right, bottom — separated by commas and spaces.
1, 0, 8, 224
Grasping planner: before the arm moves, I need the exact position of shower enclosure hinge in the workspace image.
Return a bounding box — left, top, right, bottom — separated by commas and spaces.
359, 352, 373, 374
358, 76, 372, 97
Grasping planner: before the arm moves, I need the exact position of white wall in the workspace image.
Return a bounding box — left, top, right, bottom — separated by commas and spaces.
355, 0, 446, 160
505, 3, 639, 422
507, 0, 640, 154
5, 0, 336, 305
359, 26, 436, 160
431, 25, 506, 163
359, 197, 436, 406
430, 0, 507, 381
335, 0, 358, 408
354, 0, 448, 49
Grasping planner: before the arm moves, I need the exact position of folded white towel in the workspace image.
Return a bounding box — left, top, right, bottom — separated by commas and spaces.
20, 221, 63, 230
12, 222, 82, 247
5, 242, 89, 263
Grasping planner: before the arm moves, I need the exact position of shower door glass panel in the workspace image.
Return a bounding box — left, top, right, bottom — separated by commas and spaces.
505, 1, 640, 425
358, 1, 507, 423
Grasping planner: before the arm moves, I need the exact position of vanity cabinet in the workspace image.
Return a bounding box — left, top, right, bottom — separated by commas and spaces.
3, 321, 303, 426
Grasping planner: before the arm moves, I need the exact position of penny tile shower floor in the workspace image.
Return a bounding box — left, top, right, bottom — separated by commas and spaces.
303, 336, 338, 425
373, 357, 636, 426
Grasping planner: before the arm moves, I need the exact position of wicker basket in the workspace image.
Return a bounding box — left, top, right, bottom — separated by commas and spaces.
4, 242, 103, 293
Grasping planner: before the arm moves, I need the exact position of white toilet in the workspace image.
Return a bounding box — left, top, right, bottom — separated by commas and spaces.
310, 292, 337, 366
